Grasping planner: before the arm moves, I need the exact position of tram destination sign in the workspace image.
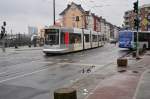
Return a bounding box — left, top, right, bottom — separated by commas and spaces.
46, 29, 59, 33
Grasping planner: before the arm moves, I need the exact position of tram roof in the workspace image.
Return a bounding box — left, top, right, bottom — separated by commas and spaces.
44, 26, 103, 34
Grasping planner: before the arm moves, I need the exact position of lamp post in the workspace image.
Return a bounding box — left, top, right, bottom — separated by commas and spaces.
133, 0, 140, 59
53, 0, 56, 25
136, 0, 139, 59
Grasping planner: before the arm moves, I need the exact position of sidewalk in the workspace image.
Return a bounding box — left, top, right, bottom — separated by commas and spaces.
133, 69, 150, 99
86, 51, 150, 99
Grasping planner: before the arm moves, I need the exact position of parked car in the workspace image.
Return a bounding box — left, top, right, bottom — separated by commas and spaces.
109, 38, 117, 44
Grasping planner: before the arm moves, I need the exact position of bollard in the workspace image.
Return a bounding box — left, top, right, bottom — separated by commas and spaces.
132, 51, 136, 57
54, 88, 77, 99
15, 45, 18, 49
139, 49, 144, 55
28, 44, 31, 48
117, 58, 128, 67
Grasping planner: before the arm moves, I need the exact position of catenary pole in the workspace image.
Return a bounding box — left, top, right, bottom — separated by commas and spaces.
136, 0, 139, 59
53, 0, 56, 25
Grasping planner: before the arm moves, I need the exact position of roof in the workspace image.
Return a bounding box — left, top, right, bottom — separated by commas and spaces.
59, 2, 85, 15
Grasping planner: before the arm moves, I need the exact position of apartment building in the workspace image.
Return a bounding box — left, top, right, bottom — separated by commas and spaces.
59, 2, 87, 29
44, 2, 119, 41
124, 3, 150, 31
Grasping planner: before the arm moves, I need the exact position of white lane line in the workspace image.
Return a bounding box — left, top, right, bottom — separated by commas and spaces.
58, 62, 104, 67
0, 71, 8, 75
0, 61, 114, 84
0, 67, 49, 83
0, 61, 53, 76
0, 61, 71, 83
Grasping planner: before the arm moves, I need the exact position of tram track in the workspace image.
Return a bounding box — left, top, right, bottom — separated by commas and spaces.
0, 57, 115, 84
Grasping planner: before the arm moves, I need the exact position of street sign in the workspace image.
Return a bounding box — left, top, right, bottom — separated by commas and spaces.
142, 18, 149, 26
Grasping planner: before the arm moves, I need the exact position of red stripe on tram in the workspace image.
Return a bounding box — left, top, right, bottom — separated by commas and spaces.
65, 32, 69, 48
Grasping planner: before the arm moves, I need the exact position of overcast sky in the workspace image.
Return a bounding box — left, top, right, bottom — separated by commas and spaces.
0, 0, 149, 34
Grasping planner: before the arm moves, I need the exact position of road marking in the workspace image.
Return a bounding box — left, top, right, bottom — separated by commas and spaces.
0, 61, 53, 76
0, 71, 8, 75
37, 61, 53, 64
58, 62, 104, 67
0, 61, 114, 84
0, 67, 50, 83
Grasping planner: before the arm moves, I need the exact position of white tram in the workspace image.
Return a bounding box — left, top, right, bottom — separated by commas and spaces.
43, 26, 105, 54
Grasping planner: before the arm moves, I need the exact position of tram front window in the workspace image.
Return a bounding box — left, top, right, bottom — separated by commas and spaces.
45, 29, 59, 45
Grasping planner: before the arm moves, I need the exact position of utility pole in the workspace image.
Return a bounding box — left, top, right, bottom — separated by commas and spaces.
53, 0, 56, 25
133, 0, 140, 59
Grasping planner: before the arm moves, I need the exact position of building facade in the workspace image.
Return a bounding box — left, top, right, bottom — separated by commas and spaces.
59, 2, 87, 29
28, 26, 38, 35
42, 2, 119, 41
124, 4, 150, 31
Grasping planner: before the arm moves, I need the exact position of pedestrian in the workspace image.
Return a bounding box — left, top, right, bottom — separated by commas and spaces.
82, 68, 85, 73
115, 41, 116, 46
87, 68, 91, 73
114, 40, 117, 46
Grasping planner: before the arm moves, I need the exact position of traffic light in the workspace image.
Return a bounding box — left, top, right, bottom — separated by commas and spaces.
3, 21, 6, 26
133, 1, 138, 13
134, 18, 139, 29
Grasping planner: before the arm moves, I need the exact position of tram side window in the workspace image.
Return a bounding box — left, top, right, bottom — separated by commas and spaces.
70, 33, 81, 44
98, 35, 101, 41
92, 35, 97, 42
84, 34, 90, 42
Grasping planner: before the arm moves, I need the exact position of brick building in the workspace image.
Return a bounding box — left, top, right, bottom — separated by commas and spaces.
124, 4, 150, 31
59, 2, 87, 29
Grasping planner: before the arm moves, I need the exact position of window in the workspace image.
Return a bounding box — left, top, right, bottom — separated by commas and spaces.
45, 33, 59, 45
45, 29, 59, 45
134, 32, 150, 42
92, 35, 97, 42
69, 33, 81, 44
98, 35, 102, 41
84, 34, 90, 42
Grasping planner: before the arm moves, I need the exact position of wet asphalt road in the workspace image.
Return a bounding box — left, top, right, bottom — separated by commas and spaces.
0, 44, 130, 99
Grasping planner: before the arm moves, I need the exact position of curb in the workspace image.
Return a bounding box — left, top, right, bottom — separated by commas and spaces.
133, 69, 150, 99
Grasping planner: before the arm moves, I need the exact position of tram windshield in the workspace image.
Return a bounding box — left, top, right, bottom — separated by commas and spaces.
45, 29, 59, 45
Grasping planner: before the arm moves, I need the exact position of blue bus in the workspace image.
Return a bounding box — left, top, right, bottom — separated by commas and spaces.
118, 30, 150, 50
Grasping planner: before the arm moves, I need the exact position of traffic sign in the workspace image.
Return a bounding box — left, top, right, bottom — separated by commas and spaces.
142, 18, 149, 26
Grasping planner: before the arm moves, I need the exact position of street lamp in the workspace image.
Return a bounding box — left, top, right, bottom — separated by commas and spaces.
133, 0, 140, 59
53, 0, 56, 25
